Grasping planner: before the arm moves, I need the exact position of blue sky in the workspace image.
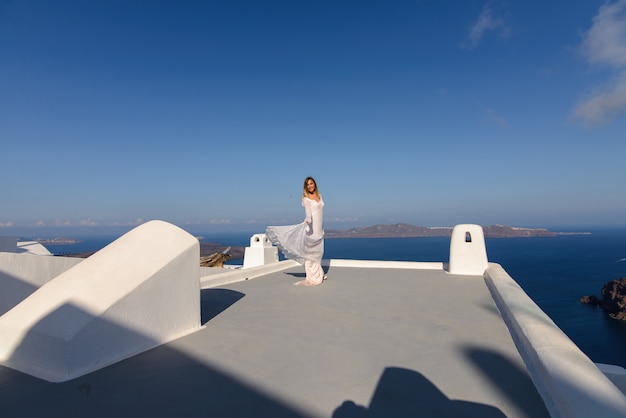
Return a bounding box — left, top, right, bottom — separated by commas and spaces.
1, 0, 625, 236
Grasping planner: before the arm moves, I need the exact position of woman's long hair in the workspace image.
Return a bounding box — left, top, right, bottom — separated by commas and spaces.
302, 176, 320, 199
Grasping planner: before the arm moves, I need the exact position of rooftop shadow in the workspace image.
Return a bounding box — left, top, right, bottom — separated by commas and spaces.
463, 346, 550, 418
200, 288, 245, 324
0, 271, 38, 316
284, 272, 306, 278
0, 301, 308, 418
332, 367, 506, 418
284, 265, 329, 279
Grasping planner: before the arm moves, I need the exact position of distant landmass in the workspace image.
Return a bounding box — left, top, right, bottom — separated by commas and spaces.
35, 237, 83, 245
53, 224, 589, 259
325, 224, 590, 239
60, 241, 245, 260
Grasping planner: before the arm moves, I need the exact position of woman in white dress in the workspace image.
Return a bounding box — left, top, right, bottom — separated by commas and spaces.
266, 177, 326, 286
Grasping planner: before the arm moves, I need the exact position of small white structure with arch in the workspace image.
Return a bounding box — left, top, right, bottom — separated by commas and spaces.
448, 224, 488, 275
242, 233, 278, 269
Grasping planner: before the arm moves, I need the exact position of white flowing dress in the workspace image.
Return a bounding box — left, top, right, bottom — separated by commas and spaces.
266, 196, 325, 285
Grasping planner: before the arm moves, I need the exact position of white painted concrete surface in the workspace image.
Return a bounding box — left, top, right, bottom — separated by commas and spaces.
0, 220, 201, 382
1, 222, 623, 417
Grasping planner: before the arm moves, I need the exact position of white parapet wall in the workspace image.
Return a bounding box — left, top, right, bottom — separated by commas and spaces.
0, 237, 18, 252
0, 253, 83, 316
16, 241, 53, 255
202, 259, 299, 288
0, 220, 201, 382
0, 237, 49, 255
448, 224, 488, 275
485, 263, 626, 418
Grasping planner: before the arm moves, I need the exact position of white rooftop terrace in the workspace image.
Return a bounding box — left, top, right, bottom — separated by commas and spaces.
1, 222, 625, 417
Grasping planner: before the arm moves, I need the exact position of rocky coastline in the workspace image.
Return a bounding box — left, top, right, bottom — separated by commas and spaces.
581, 277, 626, 321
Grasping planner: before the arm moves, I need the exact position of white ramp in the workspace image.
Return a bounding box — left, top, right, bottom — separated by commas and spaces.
0, 220, 201, 382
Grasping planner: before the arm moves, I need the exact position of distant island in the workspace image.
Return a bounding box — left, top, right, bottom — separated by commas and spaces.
35, 237, 83, 245
51, 224, 589, 259
325, 224, 590, 239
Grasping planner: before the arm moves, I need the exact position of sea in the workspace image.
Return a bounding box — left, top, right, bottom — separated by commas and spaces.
45, 227, 626, 368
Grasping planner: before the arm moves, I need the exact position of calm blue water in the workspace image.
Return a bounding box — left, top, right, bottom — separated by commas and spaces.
47, 228, 626, 368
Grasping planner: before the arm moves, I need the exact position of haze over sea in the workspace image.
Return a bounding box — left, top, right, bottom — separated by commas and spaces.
44, 225, 626, 369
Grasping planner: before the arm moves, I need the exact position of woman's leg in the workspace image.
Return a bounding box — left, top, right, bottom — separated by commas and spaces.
294, 260, 324, 286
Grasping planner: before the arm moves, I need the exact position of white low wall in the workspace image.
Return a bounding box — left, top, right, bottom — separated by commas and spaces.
327, 259, 444, 270
0, 238, 51, 255
485, 263, 626, 418
201, 260, 299, 288
0, 237, 17, 252
0, 253, 83, 316
16, 241, 53, 255
200, 258, 446, 289
0, 220, 201, 382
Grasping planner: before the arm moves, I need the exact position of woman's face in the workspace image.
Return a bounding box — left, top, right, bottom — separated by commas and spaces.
306, 179, 316, 194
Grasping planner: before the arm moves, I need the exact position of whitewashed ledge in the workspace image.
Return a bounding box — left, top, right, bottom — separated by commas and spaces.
200, 225, 476, 289
484, 263, 626, 418
201, 260, 300, 288
327, 259, 444, 270
200, 259, 445, 289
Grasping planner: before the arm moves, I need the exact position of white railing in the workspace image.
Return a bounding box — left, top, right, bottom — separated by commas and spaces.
485, 263, 626, 418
